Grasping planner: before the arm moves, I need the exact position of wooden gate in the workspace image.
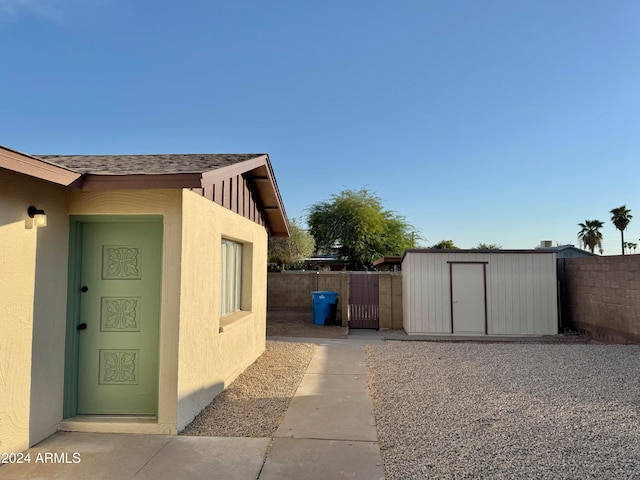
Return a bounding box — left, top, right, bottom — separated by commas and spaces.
349, 273, 379, 329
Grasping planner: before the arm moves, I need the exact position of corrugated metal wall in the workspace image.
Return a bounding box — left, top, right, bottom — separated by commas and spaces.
403, 251, 558, 335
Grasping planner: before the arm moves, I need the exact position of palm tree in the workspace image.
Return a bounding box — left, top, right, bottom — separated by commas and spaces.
610, 205, 633, 255
578, 220, 604, 253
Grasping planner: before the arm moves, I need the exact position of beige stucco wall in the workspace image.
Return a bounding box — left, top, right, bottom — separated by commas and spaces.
176, 190, 268, 430
0, 169, 68, 453
2, 182, 270, 449
67, 189, 183, 434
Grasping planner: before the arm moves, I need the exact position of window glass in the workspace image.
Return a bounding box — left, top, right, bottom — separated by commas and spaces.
221, 239, 242, 316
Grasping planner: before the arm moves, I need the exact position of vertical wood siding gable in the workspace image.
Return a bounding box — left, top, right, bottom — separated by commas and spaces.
197, 174, 267, 229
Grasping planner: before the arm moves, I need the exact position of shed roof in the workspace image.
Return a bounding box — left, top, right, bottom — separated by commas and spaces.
404, 248, 556, 254
401, 248, 557, 261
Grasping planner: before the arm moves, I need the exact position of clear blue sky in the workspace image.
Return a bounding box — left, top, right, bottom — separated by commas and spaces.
2, 1, 639, 253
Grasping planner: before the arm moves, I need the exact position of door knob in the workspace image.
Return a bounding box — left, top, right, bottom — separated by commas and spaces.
77, 323, 87, 330
81, 286, 88, 293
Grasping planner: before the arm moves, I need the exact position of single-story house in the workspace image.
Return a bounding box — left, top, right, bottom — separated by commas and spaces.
0, 145, 289, 453
303, 255, 349, 271
538, 240, 598, 258
550, 244, 598, 258
402, 249, 558, 335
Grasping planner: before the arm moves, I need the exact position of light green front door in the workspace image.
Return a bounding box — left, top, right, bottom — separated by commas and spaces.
77, 220, 161, 415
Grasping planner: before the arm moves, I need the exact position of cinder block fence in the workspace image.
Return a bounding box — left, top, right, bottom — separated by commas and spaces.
267, 271, 403, 329
559, 255, 640, 343
269, 257, 640, 342
378, 273, 403, 330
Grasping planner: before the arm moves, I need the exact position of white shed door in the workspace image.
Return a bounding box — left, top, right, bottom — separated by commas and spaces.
451, 264, 486, 334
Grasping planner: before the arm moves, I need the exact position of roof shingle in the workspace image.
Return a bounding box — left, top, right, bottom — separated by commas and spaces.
36, 153, 266, 175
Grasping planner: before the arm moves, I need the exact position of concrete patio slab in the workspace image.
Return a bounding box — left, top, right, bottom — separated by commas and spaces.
258, 438, 384, 480
0, 432, 171, 480
0, 433, 270, 480
1, 335, 385, 479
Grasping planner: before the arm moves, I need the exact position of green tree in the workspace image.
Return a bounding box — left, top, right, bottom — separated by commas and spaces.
610, 205, 633, 256
578, 220, 604, 253
473, 242, 502, 250
430, 240, 459, 249
306, 188, 418, 270
268, 218, 315, 269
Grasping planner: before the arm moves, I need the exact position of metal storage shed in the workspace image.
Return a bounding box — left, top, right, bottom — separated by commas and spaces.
402, 249, 558, 335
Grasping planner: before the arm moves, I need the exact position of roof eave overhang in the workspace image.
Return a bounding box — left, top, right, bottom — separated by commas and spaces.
0, 145, 81, 186
202, 155, 290, 237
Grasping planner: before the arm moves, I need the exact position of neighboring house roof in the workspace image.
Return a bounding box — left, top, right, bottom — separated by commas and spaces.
373, 256, 402, 267
304, 255, 349, 270
0, 145, 289, 236
549, 245, 598, 258
373, 256, 402, 272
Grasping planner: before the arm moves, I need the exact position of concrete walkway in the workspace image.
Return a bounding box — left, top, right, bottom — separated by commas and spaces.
0, 331, 385, 480
261, 330, 385, 479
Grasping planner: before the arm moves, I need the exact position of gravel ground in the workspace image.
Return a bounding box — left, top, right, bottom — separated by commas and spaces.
366, 342, 640, 480
180, 341, 315, 437
267, 309, 347, 339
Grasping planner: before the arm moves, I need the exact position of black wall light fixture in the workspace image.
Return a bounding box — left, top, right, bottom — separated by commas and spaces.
28, 205, 47, 227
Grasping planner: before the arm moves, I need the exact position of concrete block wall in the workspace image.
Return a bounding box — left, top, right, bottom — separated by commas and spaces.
562, 255, 640, 343
267, 272, 349, 326
267, 272, 315, 310
268, 271, 403, 330
379, 273, 403, 330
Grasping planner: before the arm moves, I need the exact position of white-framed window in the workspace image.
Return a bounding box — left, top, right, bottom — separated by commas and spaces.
221, 239, 243, 317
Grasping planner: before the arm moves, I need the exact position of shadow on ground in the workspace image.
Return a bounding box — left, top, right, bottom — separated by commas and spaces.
267, 310, 348, 339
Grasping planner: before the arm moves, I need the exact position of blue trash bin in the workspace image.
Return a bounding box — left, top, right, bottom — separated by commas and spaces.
312, 291, 339, 325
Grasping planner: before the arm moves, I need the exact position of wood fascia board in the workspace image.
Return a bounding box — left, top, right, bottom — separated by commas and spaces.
0, 146, 81, 185
254, 162, 289, 237
78, 173, 204, 190
200, 155, 269, 183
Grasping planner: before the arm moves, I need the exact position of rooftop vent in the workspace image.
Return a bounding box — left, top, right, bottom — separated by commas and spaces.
540, 240, 553, 248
